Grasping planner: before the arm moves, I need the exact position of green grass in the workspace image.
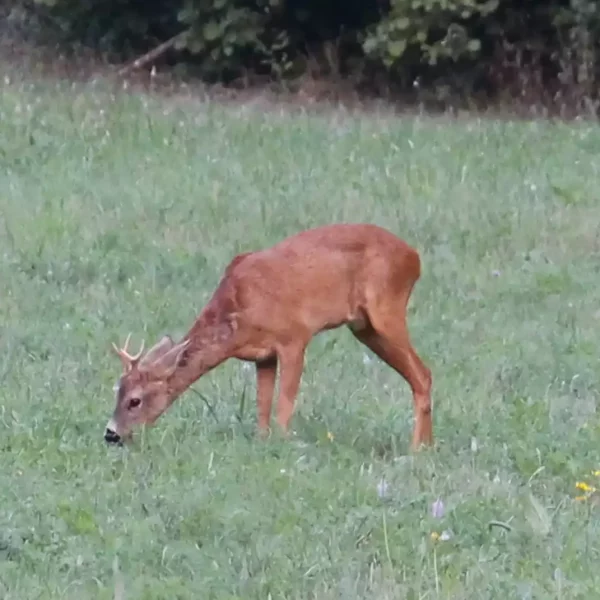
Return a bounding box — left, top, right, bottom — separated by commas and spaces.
1, 71, 600, 599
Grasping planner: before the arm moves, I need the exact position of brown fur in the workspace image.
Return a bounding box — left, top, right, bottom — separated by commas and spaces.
106, 223, 433, 450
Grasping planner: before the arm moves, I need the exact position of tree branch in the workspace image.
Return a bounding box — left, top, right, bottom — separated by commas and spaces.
116, 31, 188, 78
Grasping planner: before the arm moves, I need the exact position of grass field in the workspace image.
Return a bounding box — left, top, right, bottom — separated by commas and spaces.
1, 69, 600, 599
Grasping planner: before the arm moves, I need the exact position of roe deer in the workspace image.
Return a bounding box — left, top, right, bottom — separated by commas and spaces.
105, 223, 432, 450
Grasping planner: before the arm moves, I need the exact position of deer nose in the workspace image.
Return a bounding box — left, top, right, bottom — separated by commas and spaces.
104, 428, 121, 445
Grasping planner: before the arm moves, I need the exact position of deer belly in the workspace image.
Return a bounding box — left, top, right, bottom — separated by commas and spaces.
233, 345, 275, 362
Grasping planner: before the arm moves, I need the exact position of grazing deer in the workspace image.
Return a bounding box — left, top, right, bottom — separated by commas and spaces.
105, 223, 433, 450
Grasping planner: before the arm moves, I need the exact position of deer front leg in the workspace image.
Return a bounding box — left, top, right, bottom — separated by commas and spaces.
275, 343, 306, 434
256, 357, 277, 436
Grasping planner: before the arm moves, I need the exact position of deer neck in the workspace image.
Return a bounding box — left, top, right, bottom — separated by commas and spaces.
166, 306, 236, 399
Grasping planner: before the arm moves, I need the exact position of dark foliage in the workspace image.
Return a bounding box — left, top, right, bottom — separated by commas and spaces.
12, 0, 600, 106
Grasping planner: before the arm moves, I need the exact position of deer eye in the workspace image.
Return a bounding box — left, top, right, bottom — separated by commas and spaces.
128, 397, 142, 410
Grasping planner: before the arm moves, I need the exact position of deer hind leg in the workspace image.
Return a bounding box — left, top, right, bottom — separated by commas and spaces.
274, 343, 307, 434
352, 306, 432, 451
256, 357, 277, 436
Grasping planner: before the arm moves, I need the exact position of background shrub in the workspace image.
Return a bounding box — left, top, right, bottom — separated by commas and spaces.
11, 0, 600, 107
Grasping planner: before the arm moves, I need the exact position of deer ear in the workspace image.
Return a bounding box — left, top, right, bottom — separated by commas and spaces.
138, 335, 174, 369
145, 339, 190, 379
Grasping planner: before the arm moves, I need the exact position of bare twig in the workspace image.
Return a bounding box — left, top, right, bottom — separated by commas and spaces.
116, 31, 188, 78
488, 520, 513, 532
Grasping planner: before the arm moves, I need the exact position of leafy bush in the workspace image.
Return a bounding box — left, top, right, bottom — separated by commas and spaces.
16, 0, 600, 107
173, 0, 383, 81
175, 0, 283, 81
362, 0, 498, 70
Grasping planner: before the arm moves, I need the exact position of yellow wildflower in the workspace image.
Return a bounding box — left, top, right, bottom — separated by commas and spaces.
592, 470, 600, 477
430, 531, 440, 542
327, 431, 334, 442
575, 481, 596, 493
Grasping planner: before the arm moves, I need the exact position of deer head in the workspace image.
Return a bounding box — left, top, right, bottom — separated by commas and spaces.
105, 334, 190, 444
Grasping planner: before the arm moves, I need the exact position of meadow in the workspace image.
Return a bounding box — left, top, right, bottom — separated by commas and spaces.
1, 67, 600, 599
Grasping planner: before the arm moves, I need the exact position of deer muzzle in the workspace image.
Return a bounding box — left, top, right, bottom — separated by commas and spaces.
104, 427, 121, 444
104, 418, 122, 445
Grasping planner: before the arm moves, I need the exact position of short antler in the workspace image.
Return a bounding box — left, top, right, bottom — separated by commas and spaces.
112, 333, 145, 371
